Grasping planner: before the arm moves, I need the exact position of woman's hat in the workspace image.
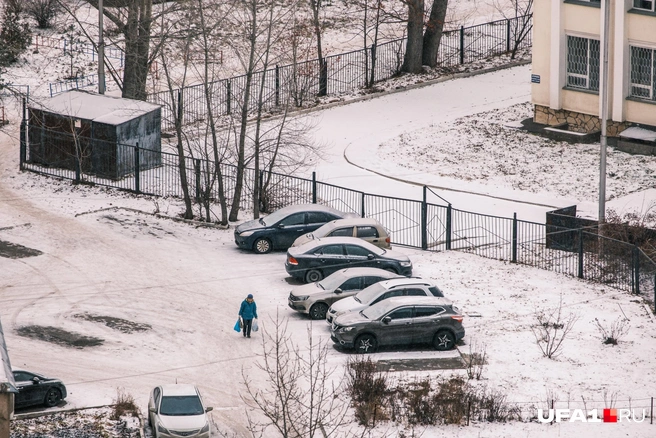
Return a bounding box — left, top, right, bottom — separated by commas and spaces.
247, 294, 253, 299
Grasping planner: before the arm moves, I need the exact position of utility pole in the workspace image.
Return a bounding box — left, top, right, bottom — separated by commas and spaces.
98, 0, 105, 94
598, 0, 611, 224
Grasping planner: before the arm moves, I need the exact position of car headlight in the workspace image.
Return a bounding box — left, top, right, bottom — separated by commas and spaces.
157, 423, 171, 434
200, 422, 210, 433
399, 261, 412, 267
338, 326, 355, 333
239, 230, 254, 237
295, 295, 310, 301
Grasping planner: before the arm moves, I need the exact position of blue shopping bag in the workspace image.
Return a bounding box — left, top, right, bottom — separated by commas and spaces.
234, 319, 242, 332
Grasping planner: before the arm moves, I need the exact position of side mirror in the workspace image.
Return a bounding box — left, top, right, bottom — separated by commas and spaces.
367, 254, 375, 260
334, 288, 342, 294
382, 316, 391, 324
32, 377, 40, 384
278, 223, 285, 228
206, 407, 214, 412
149, 407, 157, 413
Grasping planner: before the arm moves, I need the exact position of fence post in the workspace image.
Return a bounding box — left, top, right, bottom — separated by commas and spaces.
512, 212, 517, 263
651, 396, 653, 424
258, 169, 264, 211
75, 150, 81, 184
578, 229, 584, 279
459, 26, 465, 64
227, 80, 231, 115
19, 98, 26, 171
312, 171, 317, 204
633, 246, 640, 295
195, 159, 201, 201
421, 186, 427, 250
506, 19, 511, 53
134, 142, 140, 194
446, 204, 452, 250
370, 43, 377, 86
275, 65, 280, 106
361, 192, 365, 218
319, 57, 328, 97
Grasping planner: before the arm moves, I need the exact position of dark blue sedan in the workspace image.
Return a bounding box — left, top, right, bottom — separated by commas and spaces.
12, 369, 67, 409
234, 204, 358, 253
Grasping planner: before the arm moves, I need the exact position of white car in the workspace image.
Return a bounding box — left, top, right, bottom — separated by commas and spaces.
148, 384, 213, 438
326, 278, 445, 324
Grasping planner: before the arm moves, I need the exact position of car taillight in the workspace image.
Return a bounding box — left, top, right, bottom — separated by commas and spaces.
451, 315, 463, 323
385, 236, 390, 243
288, 256, 298, 265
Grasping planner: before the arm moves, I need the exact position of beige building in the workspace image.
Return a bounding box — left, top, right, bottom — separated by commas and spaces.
532, 0, 656, 136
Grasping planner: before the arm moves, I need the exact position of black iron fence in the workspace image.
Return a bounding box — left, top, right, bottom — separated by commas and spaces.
148, 15, 533, 130
19, 127, 656, 311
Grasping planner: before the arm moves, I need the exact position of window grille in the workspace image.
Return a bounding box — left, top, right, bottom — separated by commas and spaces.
566, 36, 600, 91
633, 0, 655, 12
630, 46, 655, 101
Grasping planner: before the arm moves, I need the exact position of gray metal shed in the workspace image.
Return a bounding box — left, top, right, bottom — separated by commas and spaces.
27, 90, 162, 179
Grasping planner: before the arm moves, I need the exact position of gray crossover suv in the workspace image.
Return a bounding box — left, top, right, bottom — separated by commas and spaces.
288, 267, 401, 320
330, 296, 465, 353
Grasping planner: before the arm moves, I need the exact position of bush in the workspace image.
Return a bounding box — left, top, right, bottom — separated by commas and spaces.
111, 388, 140, 420
25, 0, 60, 29
0, 2, 31, 66
346, 357, 389, 427
593, 316, 630, 345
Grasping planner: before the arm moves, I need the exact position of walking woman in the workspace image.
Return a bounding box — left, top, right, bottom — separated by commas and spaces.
239, 294, 258, 338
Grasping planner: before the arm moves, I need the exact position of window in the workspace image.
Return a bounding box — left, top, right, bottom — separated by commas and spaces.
357, 226, 379, 238
404, 288, 428, 297
328, 227, 354, 237
364, 276, 385, 288
318, 245, 344, 256
415, 307, 444, 318
633, 0, 655, 12
428, 286, 444, 297
372, 289, 403, 304
630, 46, 656, 101
339, 277, 362, 291
567, 35, 600, 91
387, 307, 413, 320
307, 212, 331, 224
279, 213, 305, 226
345, 245, 372, 257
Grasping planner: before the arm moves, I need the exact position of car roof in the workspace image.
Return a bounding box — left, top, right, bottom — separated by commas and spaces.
160, 384, 200, 397
319, 217, 384, 229
375, 277, 437, 288
272, 203, 349, 216
298, 236, 382, 249
330, 267, 401, 278
369, 296, 454, 313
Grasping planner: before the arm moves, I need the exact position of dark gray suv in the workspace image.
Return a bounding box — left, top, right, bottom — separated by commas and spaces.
330, 296, 465, 353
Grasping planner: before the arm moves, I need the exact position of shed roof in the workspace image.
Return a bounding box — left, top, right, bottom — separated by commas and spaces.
0, 318, 18, 394
30, 90, 161, 126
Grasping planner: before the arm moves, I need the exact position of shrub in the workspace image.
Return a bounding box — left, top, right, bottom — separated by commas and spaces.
530, 295, 579, 359
345, 357, 390, 427
111, 388, 140, 420
0, 2, 31, 66
593, 316, 630, 345
25, 0, 60, 29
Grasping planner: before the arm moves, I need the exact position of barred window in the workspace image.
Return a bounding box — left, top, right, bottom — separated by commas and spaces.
633, 0, 655, 12
567, 36, 600, 91
630, 46, 655, 101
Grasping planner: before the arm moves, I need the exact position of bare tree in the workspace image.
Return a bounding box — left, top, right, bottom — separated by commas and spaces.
491, 0, 533, 59
530, 295, 579, 359
400, 0, 423, 73
422, 0, 448, 67
242, 313, 355, 437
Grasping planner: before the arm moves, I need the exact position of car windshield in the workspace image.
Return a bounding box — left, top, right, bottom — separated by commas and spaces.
317, 272, 347, 290
262, 206, 309, 226
354, 282, 386, 304
159, 395, 205, 416
312, 222, 337, 237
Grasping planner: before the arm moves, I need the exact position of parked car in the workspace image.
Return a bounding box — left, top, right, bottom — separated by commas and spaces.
288, 267, 402, 320
285, 237, 412, 283
12, 369, 67, 409
292, 217, 391, 249
148, 384, 213, 438
234, 204, 358, 254
330, 296, 465, 353
326, 278, 445, 323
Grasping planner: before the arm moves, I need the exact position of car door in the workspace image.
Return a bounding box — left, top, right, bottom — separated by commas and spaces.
275, 212, 307, 248
410, 306, 445, 345
377, 306, 415, 347
12, 371, 42, 407
356, 225, 381, 246
314, 244, 346, 276
326, 226, 354, 238
344, 244, 372, 268
149, 387, 161, 429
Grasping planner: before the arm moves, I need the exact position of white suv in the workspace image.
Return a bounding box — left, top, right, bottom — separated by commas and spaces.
326, 278, 445, 323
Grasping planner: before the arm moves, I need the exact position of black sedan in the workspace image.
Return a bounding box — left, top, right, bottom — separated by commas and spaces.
234, 204, 358, 254
285, 236, 412, 283
12, 369, 67, 409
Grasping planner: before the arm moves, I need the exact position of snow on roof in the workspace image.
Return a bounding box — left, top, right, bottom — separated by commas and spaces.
0, 318, 18, 394
29, 90, 161, 126
619, 126, 656, 142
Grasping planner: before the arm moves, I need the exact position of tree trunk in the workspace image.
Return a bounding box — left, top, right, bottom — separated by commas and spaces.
422, 0, 448, 68
402, 0, 424, 73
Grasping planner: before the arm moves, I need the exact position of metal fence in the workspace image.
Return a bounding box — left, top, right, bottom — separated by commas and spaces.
149, 14, 533, 130
19, 126, 656, 311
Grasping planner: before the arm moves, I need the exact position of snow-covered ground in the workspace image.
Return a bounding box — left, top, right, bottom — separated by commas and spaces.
2, 62, 656, 437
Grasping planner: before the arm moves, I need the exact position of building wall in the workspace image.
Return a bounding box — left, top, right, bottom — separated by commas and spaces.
531, 0, 551, 107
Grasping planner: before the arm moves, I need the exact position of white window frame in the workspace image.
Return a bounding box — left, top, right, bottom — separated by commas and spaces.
633, 0, 655, 12
629, 45, 655, 101
566, 35, 600, 91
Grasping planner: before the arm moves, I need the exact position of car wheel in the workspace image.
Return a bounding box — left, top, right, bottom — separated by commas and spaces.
309, 303, 329, 320
253, 238, 272, 254
433, 330, 456, 351
355, 334, 378, 353
43, 388, 62, 407
305, 269, 323, 283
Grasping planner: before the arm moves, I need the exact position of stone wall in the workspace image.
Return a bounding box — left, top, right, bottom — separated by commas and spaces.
534, 105, 631, 136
